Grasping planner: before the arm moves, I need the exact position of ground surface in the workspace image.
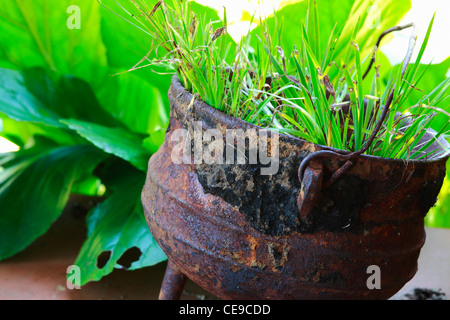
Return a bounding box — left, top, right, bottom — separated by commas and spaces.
0, 195, 448, 300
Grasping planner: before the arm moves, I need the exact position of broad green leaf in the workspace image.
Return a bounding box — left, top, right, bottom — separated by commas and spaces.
0, 68, 62, 128
0, 114, 73, 147
98, 0, 172, 94
341, 0, 411, 59
95, 72, 169, 136
426, 161, 450, 228
251, 0, 411, 79
99, 2, 235, 60
142, 128, 166, 154
0, 0, 171, 143
0, 144, 107, 260
0, 0, 108, 88
389, 57, 450, 131
60, 119, 151, 171
0, 67, 120, 129
98, 0, 230, 90
74, 161, 166, 285
71, 175, 104, 197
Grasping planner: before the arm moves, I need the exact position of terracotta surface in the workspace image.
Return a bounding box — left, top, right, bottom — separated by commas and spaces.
0, 194, 448, 300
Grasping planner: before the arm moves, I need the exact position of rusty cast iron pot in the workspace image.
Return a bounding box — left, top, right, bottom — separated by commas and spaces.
141, 76, 449, 300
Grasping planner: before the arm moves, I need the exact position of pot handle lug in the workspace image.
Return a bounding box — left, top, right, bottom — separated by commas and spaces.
297, 160, 324, 221
297, 150, 355, 222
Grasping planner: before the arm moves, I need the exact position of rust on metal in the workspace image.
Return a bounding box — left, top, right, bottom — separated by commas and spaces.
158, 260, 187, 300
297, 159, 324, 221
141, 76, 449, 300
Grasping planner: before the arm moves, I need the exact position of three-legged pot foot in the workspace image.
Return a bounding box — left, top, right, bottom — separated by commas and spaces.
159, 260, 187, 300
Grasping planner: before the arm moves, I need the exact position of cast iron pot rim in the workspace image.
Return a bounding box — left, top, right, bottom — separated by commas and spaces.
170, 75, 450, 166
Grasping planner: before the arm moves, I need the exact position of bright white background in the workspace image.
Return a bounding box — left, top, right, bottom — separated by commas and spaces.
381, 0, 450, 65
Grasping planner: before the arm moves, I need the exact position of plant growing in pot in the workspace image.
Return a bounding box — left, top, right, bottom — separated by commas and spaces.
102, 0, 450, 299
